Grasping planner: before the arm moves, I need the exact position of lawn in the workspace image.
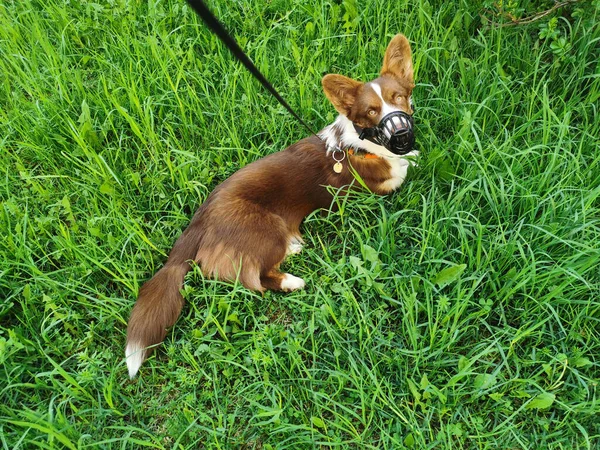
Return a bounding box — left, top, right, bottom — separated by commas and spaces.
1, 0, 599, 448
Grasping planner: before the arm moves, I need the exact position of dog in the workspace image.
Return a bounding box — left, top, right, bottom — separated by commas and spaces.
125, 34, 418, 378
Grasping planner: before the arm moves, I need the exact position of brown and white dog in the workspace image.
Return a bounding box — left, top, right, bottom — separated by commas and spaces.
125, 34, 418, 377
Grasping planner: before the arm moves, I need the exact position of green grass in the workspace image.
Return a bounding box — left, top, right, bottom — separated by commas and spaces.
1, 0, 599, 448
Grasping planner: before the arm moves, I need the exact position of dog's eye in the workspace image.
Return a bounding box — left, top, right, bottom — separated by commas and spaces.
368, 109, 377, 116
395, 95, 403, 103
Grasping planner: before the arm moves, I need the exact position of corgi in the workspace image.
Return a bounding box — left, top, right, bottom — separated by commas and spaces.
125, 34, 418, 378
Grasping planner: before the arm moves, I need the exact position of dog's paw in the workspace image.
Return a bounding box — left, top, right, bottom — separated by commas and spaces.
281, 273, 306, 291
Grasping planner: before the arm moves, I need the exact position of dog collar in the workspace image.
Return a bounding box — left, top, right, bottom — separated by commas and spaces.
347, 148, 380, 159
330, 146, 380, 174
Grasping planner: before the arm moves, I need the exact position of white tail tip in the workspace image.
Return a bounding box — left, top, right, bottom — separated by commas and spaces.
125, 343, 145, 378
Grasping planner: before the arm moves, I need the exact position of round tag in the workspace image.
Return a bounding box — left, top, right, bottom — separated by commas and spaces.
333, 162, 343, 173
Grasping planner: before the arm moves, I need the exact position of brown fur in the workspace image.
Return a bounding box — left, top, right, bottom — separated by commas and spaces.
125, 34, 415, 375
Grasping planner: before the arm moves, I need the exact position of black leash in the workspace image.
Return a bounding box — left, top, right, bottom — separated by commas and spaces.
186, 0, 321, 139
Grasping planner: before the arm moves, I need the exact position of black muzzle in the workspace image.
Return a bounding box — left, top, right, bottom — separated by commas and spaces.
354, 111, 415, 155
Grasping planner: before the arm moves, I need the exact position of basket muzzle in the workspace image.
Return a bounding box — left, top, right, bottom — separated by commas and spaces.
355, 111, 415, 155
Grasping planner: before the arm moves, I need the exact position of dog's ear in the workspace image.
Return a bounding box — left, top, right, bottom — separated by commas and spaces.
380, 34, 414, 85
322, 74, 363, 116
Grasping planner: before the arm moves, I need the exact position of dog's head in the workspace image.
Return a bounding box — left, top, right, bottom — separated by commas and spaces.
322, 34, 415, 156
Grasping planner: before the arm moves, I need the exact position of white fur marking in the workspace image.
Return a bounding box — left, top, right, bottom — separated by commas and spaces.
286, 236, 304, 255
125, 342, 144, 379
281, 273, 305, 291
319, 118, 343, 154
287, 242, 303, 255
370, 82, 398, 117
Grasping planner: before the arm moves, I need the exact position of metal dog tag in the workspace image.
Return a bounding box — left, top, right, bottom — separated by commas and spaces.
333, 162, 343, 173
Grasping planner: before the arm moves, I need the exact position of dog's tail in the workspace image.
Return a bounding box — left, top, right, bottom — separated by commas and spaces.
125, 261, 191, 378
